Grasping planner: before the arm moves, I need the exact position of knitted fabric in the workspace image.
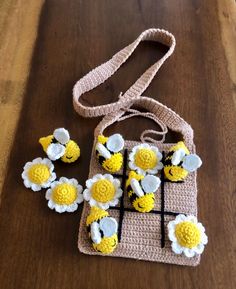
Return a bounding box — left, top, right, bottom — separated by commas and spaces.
74, 29, 200, 265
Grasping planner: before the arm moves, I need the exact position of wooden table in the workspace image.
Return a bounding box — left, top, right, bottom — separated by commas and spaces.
0, 1, 235, 288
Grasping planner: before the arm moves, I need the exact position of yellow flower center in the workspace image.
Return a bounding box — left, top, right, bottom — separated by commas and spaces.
52, 183, 77, 205
28, 164, 50, 184
135, 148, 157, 170
175, 221, 201, 248
91, 179, 115, 203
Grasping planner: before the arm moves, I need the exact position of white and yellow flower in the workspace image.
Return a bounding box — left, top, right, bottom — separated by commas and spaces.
168, 214, 208, 258
83, 174, 122, 210
46, 177, 83, 213
129, 143, 163, 175
22, 157, 56, 191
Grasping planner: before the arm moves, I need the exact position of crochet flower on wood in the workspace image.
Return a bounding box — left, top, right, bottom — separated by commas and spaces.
22, 158, 56, 191
83, 174, 123, 210
129, 143, 163, 175
45, 177, 83, 213
168, 214, 208, 258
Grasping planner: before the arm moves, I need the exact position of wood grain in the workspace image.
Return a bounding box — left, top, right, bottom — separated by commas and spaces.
0, 1, 235, 289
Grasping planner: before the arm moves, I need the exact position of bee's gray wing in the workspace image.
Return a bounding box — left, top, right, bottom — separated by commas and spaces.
106, 134, 124, 153
53, 128, 70, 144
182, 154, 202, 172
171, 148, 186, 165
99, 217, 118, 237
90, 221, 102, 244
46, 143, 65, 160
141, 175, 161, 194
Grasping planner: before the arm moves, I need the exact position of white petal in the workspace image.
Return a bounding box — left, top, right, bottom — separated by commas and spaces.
183, 248, 196, 258
53, 128, 70, 144
201, 233, 208, 245
45, 189, 52, 200
47, 143, 65, 161
109, 199, 118, 206
106, 134, 124, 152
55, 205, 66, 213
172, 149, 186, 165
66, 203, 78, 212
48, 200, 55, 209
98, 202, 109, 210
83, 189, 91, 201
141, 175, 161, 193
115, 189, 123, 199
182, 154, 202, 172
31, 184, 41, 192
168, 229, 177, 242
156, 151, 163, 161
99, 217, 118, 237
32, 157, 42, 164
91, 222, 102, 244
171, 242, 184, 254
59, 177, 69, 183
23, 179, 31, 188
86, 179, 94, 188
89, 199, 97, 207
76, 194, 84, 204
156, 162, 164, 170
175, 214, 187, 223
185, 215, 198, 223
194, 243, 205, 255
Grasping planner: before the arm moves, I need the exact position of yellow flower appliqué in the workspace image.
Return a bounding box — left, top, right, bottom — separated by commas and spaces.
129, 143, 163, 175
22, 158, 56, 191
46, 177, 83, 213
83, 174, 122, 210
168, 214, 208, 258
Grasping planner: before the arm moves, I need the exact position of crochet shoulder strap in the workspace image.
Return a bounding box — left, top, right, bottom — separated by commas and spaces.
73, 28, 176, 117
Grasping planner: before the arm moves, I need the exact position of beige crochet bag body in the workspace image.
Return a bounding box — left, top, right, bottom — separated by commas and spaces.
73, 29, 201, 266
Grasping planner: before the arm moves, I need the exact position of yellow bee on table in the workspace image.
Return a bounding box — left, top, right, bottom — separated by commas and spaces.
164, 141, 202, 182
126, 171, 161, 213
95, 134, 124, 173
39, 128, 80, 163
86, 206, 118, 254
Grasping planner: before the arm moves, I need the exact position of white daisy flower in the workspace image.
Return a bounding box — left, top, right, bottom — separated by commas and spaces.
21, 157, 56, 191
83, 174, 123, 210
168, 214, 208, 258
129, 143, 163, 175
45, 177, 83, 213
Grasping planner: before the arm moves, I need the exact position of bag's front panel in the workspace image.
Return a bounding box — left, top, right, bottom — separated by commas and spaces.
78, 140, 200, 266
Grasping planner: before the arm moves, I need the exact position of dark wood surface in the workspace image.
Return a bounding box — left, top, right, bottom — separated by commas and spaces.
0, 1, 235, 288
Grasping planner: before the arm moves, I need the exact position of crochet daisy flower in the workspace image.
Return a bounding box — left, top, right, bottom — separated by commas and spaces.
22, 157, 56, 191
168, 214, 208, 258
129, 143, 163, 175
83, 174, 123, 210
45, 177, 83, 213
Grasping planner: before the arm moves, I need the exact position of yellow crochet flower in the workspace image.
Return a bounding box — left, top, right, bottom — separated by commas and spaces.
22, 158, 56, 191
46, 177, 83, 213
129, 143, 163, 175
83, 174, 123, 210
168, 214, 208, 258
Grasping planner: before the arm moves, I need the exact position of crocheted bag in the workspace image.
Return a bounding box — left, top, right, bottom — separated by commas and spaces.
73, 29, 202, 266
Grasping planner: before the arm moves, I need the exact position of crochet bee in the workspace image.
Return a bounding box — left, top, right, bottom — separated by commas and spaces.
39, 128, 80, 163
126, 171, 161, 213
164, 141, 202, 182
86, 206, 118, 254
95, 134, 124, 173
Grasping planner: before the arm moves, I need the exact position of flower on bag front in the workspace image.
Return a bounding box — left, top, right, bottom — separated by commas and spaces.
129, 143, 163, 175
168, 214, 208, 258
22, 157, 56, 191
46, 177, 83, 213
83, 174, 122, 210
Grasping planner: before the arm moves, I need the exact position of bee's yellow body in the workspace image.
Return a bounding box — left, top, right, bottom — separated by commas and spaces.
86, 206, 118, 254
126, 171, 155, 213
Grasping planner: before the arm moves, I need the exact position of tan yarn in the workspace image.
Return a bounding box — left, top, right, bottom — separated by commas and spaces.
74, 29, 200, 266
